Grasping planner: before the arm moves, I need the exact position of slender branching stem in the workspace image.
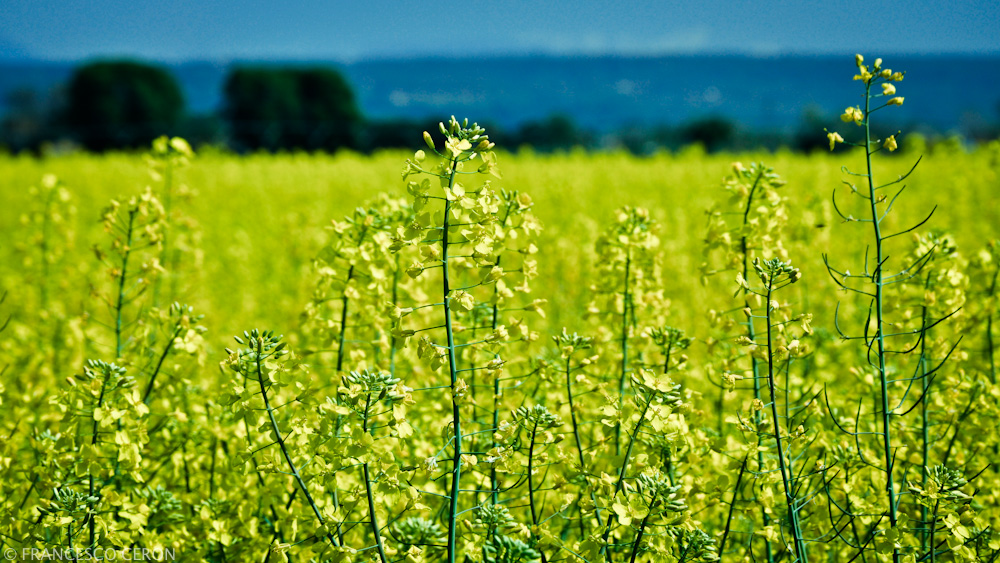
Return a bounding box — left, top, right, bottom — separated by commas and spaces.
742, 169, 775, 563
765, 282, 807, 563
254, 342, 339, 550
616, 251, 632, 457
919, 279, 932, 554
361, 393, 388, 563
114, 209, 138, 360
602, 394, 653, 561
528, 421, 540, 526
864, 79, 901, 563
442, 158, 463, 563
628, 509, 653, 563
987, 262, 999, 384
718, 456, 748, 558
142, 323, 184, 404
567, 356, 602, 528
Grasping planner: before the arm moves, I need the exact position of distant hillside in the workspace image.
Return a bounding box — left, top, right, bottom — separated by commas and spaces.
2, 55, 999, 133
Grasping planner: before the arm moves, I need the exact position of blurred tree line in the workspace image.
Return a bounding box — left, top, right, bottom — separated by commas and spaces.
2, 59, 998, 154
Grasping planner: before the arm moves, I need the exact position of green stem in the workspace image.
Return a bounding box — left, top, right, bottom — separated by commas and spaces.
442, 158, 462, 563
986, 262, 999, 384
628, 510, 652, 563
567, 356, 603, 528
114, 209, 137, 360
616, 251, 632, 457
742, 170, 774, 563
389, 255, 400, 377
718, 456, 748, 558
490, 366, 500, 507
254, 344, 339, 549
764, 283, 807, 563
361, 394, 388, 563
928, 498, 941, 563
331, 258, 363, 545
602, 394, 653, 561
919, 276, 931, 554
68, 523, 76, 562
528, 421, 540, 526
87, 370, 111, 548
86, 209, 136, 548
336, 265, 355, 373
864, 79, 900, 563
142, 324, 183, 404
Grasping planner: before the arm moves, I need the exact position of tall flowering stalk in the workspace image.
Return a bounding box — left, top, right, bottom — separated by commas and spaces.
391, 117, 521, 563
703, 161, 789, 561
586, 207, 665, 455
739, 258, 809, 562
822, 55, 970, 562
147, 136, 195, 307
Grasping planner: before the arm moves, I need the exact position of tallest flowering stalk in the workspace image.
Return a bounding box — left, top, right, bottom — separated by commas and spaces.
392, 117, 511, 563
825, 55, 934, 562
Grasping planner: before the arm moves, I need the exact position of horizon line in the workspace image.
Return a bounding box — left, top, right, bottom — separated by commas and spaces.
4, 49, 1000, 66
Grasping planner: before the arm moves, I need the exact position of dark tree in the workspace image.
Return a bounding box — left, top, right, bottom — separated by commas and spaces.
680, 116, 734, 152
513, 114, 591, 152
64, 61, 185, 150
223, 67, 362, 152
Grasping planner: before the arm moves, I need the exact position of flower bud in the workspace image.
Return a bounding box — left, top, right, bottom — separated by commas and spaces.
882, 83, 896, 96
423, 131, 435, 149
827, 131, 844, 151
855, 54, 864, 67
888, 97, 904, 106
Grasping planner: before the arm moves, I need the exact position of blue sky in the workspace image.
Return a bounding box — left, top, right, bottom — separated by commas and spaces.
1, 0, 998, 61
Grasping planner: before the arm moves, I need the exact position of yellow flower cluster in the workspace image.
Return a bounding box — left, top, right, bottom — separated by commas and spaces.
841, 106, 864, 124
828, 55, 906, 151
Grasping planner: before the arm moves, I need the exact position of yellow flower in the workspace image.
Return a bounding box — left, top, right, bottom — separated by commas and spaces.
888, 97, 905, 106
840, 107, 863, 124
445, 137, 472, 158
874, 58, 883, 70
882, 83, 896, 95
450, 290, 475, 310
855, 54, 864, 67
883, 135, 898, 152
890, 72, 904, 81
827, 131, 844, 151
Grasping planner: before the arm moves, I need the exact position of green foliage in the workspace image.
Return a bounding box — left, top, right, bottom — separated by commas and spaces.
223, 67, 362, 151
65, 60, 185, 150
